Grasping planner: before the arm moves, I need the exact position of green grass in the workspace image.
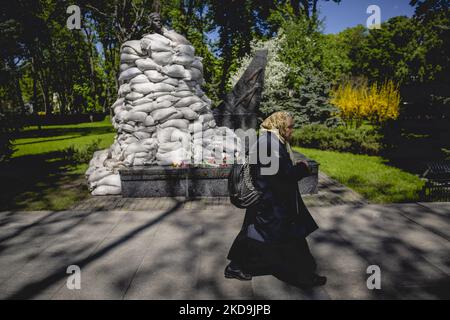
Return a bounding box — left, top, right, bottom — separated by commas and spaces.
13, 118, 115, 157
294, 146, 425, 203
0, 118, 115, 211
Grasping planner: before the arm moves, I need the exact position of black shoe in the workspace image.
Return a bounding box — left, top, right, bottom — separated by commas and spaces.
311, 274, 327, 286
224, 265, 252, 281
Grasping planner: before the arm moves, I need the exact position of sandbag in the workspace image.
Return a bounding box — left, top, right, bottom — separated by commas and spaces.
172, 90, 193, 98
144, 70, 167, 82
174, 96, 202, 108
172, 53, 194, 67
132, 96, 154, 106
157, 127, 177, 143
162, 64, 186, 78
171, 129, 191, 145
116, 110, 129, 122
190, 102, 207, 113
133, 158, 150, 166
119, 67, 142, 82
202, 95, 212, 106
125, 92, 144, 101
125, 111, 147, 123
112, 98, 124, 109
188, 121, 203, 134
191, 58, 203, 71
160, 119, 189, 130
118, 83, 131, 96
156, 94, 179, 104
163, 30, 191, 45
161, 78, 179, 87
131, 82, 155, 95
99, 158, 120, 170
151, 107, 177, 123
165, 110, 184, 121
120, 63, 133, 72
158, 141, 182, 153
153, 99, 173, 111
114, 105, 124, 116
150, 40, 173, 52
177, 107, 199, 120
151, 51, 173, 66
122, 135, 139, 145
120, 53, 141, 63
130, 74, 150, 84
176, 81, 192, 91
97, 174, 121, 188
141, 37, 173, 53
175, 45, 195, 56
142, 126, 156, 133
135, 58, 161, 71
122, 40, 143, 55
133, 102, 155, 113
122, 46, 139, 55
143, 33, 172, 46
92, 185, 121, 196
134, 151, 151, 158
199, 113, 214, 123
184, 68, 202, 81
121, 123, 136, 133
87, 26, 243, 186
125, 142, 151, 156
156, 148, 190, 166
152, 82, 176, 92
144, 115, 155, 126
87, 169, 113, 183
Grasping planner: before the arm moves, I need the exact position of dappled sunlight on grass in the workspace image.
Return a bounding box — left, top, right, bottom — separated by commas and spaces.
295, 147, 425, 203
0, 120, 115, 211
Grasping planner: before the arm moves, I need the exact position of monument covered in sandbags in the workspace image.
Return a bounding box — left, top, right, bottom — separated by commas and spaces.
86, 12, 241, 196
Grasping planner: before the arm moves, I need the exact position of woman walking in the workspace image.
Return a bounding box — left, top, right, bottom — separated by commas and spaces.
225, 111, 326, 287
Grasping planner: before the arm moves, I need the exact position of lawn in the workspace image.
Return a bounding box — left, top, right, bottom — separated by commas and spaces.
294, 146, 425, 203
0, 118, 115, 211
0, 118, 427, 210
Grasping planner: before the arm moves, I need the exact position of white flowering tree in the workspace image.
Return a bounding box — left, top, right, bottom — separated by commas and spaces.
229, 33, 294, 117
229, 28, 340, 128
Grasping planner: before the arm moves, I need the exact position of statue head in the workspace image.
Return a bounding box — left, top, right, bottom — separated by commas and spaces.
148, 12, 163, 34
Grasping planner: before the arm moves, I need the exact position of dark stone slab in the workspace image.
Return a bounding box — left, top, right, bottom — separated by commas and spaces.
119, 152, 319, 198
120, 166, 230, 197
213, 50, 268, 130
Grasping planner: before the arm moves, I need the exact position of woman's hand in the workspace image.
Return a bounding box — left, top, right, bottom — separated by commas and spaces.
295, 160, 311, 175
295, 160, 309, 169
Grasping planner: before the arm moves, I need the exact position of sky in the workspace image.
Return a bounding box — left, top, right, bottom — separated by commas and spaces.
318, 0, 416, 34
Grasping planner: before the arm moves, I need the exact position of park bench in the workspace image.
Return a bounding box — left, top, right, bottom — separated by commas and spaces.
421, 161, 450, 202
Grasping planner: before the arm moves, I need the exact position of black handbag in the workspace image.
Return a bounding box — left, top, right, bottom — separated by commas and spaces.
228, 156, 262, 209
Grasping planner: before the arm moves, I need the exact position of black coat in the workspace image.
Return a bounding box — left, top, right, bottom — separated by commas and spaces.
243, 131, 318, 244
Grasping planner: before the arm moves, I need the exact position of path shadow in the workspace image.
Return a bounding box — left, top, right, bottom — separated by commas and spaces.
0, 151, 89, 211
3, 199, 186, 299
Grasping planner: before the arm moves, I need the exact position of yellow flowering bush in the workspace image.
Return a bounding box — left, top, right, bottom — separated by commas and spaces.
331, 79, 400, 127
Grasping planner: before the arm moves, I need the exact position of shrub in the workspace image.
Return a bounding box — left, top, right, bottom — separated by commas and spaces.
63, 138, 102, 164
0, 112, 24, 162
330, 78, 400, 127
264, 69, 341, 128
291, 124, 382, 155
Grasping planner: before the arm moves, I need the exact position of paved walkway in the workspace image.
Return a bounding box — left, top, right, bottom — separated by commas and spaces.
0, 196, 448, 299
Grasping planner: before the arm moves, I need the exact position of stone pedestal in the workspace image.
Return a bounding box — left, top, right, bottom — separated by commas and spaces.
120, 166, 230, 198
119, 152, 319, 198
